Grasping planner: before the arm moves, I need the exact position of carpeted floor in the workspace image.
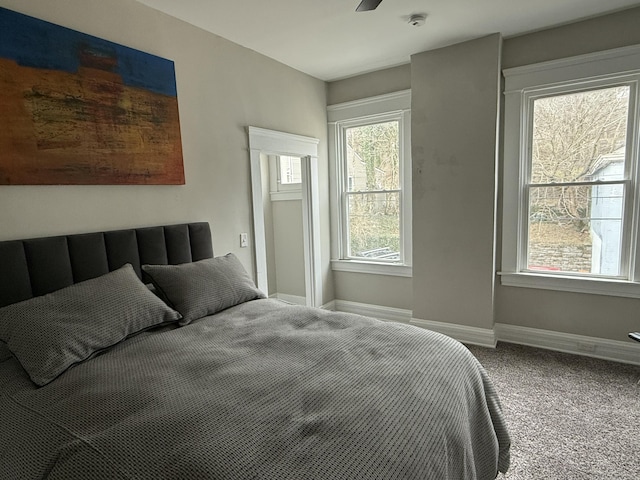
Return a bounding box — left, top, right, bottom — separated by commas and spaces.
465, 342, 640, 480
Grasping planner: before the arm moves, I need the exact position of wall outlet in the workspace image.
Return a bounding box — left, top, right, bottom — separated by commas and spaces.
240, 233, 248, 248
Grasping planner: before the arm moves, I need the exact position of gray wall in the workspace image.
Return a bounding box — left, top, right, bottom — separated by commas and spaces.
260, 155, 278, 296
411, 34, 501, 330
0, 0, 334, 303
260, 155, 305, 299
333, 272, 412, 309
327, 64, 411, 106
271, 200, 306, 299
502, 6, 640, 69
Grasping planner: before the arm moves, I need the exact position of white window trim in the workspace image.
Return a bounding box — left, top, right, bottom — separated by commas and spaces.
331, 259, 412, 277
247, 126, 323, 306
502, 45, 640, 298
328, 90, 412, 276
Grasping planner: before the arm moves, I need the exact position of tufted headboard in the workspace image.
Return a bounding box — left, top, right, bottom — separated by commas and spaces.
0, 222, 213, 308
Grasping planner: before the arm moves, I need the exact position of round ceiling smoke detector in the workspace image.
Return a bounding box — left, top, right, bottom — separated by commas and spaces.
408, 14, 427, 27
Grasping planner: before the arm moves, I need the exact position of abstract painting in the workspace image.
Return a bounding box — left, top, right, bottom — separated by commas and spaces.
0, 7, 185, 185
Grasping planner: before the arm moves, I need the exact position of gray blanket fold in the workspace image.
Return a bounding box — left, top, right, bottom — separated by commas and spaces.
0, 299, 510, 479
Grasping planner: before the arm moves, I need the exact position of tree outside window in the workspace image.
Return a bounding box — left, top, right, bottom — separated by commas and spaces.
527, 85, 630, 276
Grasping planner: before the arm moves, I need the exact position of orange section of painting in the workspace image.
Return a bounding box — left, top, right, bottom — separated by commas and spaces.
0, 58, 185, 185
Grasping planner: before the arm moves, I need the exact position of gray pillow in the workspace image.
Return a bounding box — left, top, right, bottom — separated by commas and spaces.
0, 264, 182, 386
142, 253, 265, 325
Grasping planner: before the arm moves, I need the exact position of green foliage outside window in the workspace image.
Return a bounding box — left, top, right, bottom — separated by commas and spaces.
345, 121, 401, 259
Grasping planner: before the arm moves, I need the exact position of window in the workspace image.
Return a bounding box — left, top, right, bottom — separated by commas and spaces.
269, 155, 302, 201
278, 155, 302, 186
328, 91, 411, 276
502, 46, 640, 297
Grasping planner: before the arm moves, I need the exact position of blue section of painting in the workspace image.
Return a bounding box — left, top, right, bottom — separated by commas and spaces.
0, 7, 176, 97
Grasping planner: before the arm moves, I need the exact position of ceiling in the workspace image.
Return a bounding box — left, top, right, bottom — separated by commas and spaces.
134, 0, 640, 81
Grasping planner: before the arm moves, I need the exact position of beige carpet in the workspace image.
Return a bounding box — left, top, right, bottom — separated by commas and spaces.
465, 342, 640, 480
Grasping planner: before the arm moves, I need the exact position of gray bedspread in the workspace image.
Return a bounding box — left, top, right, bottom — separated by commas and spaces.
0, 299, 510, 479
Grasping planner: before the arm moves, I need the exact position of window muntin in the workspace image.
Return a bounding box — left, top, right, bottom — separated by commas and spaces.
343, 120, 401, 261
522, 84, 634, 278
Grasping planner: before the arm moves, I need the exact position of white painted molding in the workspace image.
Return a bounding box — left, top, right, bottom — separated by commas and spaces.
503, 44, 640, 93
495, 323, 640, 366
499, 272, 640, 299
334, 300, 495, 347
247, 126, 319, 156
410, 318, 497, 348
270, 190, 302, 202
247, 126, 322, 308
331, 260, 412, 277
321, 300, 336, 311
271, 293, 306, 306
327, 89, 411, 121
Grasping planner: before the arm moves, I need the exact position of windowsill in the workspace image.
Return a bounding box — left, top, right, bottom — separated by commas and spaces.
499, 271, 640, 298
331, 259, 412, 277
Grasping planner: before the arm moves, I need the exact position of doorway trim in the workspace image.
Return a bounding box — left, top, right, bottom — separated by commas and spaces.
247, 126, 322, 307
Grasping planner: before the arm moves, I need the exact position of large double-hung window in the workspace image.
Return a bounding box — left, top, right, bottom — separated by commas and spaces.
502, 46, 640, 297
328, 91, 411, 276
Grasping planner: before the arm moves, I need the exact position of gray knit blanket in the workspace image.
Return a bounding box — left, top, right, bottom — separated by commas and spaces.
0, 299, 510, 479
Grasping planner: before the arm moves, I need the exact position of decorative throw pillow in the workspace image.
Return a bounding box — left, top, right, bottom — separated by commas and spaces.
143, 253, 265, 325
0, 264, 182, 386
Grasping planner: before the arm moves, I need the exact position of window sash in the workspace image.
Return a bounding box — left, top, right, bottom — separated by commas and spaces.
515, 78, 640, 282
344, 189, 401, 261
339, 112, 406, 265
523, 182, 628, 278
344, 120, 400, 193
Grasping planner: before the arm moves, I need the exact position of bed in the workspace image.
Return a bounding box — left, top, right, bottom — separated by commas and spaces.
0, 222, 510, 479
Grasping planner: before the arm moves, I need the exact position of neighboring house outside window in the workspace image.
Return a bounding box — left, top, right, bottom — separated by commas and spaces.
502, 46, 640, 298
328, 91, 411, 277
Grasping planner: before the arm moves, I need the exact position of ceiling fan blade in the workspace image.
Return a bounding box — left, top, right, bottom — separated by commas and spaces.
356, 0, 383, 12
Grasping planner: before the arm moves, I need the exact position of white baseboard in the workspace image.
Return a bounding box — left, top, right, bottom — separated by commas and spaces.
410, 318, 497, 348
495, 323, 640, 366
269, 293, 306, 305
321, 300, 336, 311
333, 300, 495, 347
331, 300, 640, 365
